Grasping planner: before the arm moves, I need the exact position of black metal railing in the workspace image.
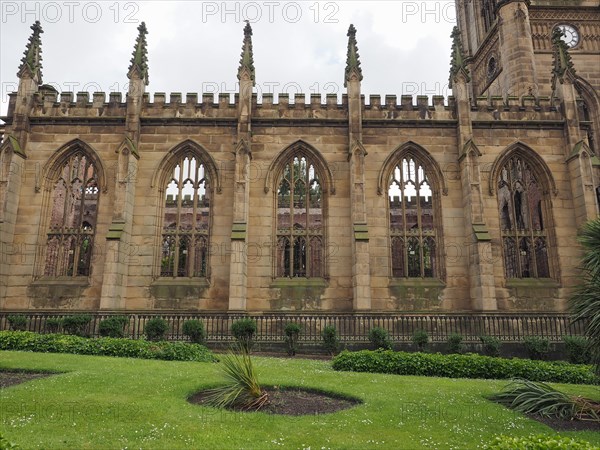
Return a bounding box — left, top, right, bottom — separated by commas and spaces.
0, 311, 586, 344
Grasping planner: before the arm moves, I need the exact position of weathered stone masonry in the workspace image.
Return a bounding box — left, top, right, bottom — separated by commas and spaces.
1, 0, 599, 314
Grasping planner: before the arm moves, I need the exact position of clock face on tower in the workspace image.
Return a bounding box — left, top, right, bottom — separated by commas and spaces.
555, 24, 580, 48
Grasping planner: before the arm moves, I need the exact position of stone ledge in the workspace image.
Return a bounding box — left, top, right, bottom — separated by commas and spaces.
505, 278, 560, 289
388, 278, 446, 288
150, 278, 210, 288
270, 278, 328, 289
29, 277, 90, 287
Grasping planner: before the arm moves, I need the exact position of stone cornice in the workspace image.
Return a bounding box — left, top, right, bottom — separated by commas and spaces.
16, 118, 569, 131
473, 120, 564, 129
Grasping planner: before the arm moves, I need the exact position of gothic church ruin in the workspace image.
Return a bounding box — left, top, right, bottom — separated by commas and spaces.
1, 0, 600, 316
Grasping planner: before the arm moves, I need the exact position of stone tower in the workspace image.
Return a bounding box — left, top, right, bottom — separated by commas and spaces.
452, 0, 600, 310
455, 0, 600, 101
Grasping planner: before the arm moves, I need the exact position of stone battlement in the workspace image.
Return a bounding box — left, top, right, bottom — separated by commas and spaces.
5, 90, 566, 122
469, 95, 562, 121
472, 95, 556, 111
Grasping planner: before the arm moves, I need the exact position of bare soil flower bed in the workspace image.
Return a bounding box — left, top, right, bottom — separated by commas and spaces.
525, 412, 600, 432
188, 386, 361, 416
0, 370, 55, 389
491, 396, 600, 432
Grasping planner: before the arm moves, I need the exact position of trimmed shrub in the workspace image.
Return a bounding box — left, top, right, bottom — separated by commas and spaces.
231, 318, 257, 351
412, 330, 429, 352
182, 320, 206, 344
283, 322, 301, 356
368, 326, 392, 350
45, 318, 62, 333
7, 315, 27, 331
480, 335, 501, 357
331, 349, 599, 385
322, 325, 340, 356
144, 318, 169, 341
447, 333, 464, 354
483, 434, 597, 450
563, 336, 592, 365
0, 331, 216, 362
98, 316, 129, 338
62, 315, 92, 337
523, 336, 550, 360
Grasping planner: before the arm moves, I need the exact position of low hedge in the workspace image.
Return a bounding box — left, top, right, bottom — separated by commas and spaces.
331, 350, 599, 385
0, 331, 217, 363
483, 434, 597, 450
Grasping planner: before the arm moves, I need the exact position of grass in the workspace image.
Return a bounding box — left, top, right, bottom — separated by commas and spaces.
0, 351, 599, 449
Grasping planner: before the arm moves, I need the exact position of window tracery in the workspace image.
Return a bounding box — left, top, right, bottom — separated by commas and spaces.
44, 153, 98, 277
160, 155, 210, 278
497, 156, 551, 278
276, 155, 324, 278
389, 156, 438, 278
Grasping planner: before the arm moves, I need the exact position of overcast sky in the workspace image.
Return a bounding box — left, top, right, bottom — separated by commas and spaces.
1, 1, 457, 116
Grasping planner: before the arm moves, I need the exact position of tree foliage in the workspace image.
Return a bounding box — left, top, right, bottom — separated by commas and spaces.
571, 218, 600, 374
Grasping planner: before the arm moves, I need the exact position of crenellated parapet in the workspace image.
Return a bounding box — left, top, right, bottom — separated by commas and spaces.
6, 90, 575, 124
20, 91, 128, 118
469, 95, 563, 121
254, 93, 347, 120
363, 95, 454, 121
141, 93, 238, 119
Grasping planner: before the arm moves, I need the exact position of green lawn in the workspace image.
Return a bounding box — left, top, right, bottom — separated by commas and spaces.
1, 351, 599, 449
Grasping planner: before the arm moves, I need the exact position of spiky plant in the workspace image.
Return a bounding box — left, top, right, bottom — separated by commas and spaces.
205, 344, 269, 411
491, 379, 600, 422
571, 218, 600, 375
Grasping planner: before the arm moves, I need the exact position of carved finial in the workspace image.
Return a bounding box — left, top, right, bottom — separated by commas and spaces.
17, 21, 43, 82
344, 24, 363, 88
237, 20, 255, 85
515, 3, 528, 22
551, 27, 576, 88
449, 26, 470, 88
128, 22, 149, 85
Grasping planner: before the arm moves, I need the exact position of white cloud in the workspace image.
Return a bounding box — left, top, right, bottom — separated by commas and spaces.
0, 1, 457, 116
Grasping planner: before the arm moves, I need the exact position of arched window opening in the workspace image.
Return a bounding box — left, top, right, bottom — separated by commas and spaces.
481, 0, 497, 33
276, 155, 324, 278
582, 101, 598, 156
389, 156, 437, 278
44, 153, 99, 277
497, 156, 551, 278
160, 155, 210, 278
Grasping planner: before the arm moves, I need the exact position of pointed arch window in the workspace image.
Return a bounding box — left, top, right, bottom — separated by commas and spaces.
497, 156, 551, 278
482, 0, 497, 32
160, 154, 210, 278
276, 155, 324, 278
389, 156, 438, 278
582, 100, 598, 156
44, 152, 99, 277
